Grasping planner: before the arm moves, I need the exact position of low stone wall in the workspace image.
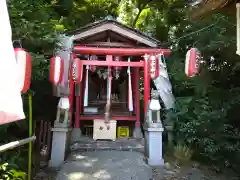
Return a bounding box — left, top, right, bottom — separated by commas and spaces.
70, 137, 144, 153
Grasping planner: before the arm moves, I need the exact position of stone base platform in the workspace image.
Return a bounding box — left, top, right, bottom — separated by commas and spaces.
70, 137, 144, 153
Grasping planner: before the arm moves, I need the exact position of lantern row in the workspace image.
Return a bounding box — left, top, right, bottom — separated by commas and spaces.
11, 47, 200, 96
50, 55, 125, 85
49, 49, 201, 86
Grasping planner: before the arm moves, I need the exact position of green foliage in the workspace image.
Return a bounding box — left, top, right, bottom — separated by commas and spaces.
63, 0, 119, 29
173, 95, 240, 167
3, 0, 240, 174
0, 163, 26, 180
2, 0, 120, 176
8, 0, 58, 53
120, 0, 240, 170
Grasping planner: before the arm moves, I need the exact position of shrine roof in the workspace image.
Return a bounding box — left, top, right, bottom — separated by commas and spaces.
190, 0, 236, 19
66, 18, 161, 47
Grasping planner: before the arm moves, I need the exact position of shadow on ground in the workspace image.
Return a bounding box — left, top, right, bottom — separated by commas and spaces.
56, 151, 152, 180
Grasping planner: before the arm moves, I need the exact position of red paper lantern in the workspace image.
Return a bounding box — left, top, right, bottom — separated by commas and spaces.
14, 48, 32, 93
185, 48, 201, 77
49, 56, 64, 85
149, 55, 159, 80
71, 58, 83, 84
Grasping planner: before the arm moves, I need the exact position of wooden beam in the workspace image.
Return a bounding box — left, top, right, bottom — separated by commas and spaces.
108, 31, 138, 44
191, 0, 231, 19
76, 41, 140, 48
221, 3, 236, 16
79, 115, 136, 121
74, 46, 171, 56
73, 23, 158, 47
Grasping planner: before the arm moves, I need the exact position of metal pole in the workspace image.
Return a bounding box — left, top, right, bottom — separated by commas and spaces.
28, 93, 33, 180
0, 136, 36, 152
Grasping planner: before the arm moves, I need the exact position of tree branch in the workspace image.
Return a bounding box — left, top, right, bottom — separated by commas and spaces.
132, 0, 153, 27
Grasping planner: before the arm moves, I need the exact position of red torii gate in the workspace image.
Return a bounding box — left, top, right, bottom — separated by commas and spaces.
50, 18, 172, 137
71, 46, 171, 129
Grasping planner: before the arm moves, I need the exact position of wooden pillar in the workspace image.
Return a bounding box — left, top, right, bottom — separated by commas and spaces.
144, 55, 150, 121
74, 69, 86, 128
69, 54, 74, 125
69, 77, 74, 125
74, 82, 82, 128
75, 97, 80, 128
134, 67, 140, 128
81, 69, 87, 125
132, 68, 136, 114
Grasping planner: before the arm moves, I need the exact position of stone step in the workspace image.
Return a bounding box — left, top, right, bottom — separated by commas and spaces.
70, 137, 144, 152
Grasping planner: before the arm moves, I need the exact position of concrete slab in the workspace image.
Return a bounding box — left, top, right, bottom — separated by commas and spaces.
56, 151, 152, 180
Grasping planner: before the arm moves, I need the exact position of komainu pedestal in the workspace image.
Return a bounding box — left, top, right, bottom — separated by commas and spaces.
49, 97, 72, 167
48, 127, 72, 167
144, 124, 164, 166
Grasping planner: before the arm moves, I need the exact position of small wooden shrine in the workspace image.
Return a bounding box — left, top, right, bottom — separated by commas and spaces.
53, 17, 171, 140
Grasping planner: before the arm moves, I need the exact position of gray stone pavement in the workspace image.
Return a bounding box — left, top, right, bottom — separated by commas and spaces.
55, 151, 152, 180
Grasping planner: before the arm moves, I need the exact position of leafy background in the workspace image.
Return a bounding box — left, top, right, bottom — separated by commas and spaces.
1, 0, 240, 177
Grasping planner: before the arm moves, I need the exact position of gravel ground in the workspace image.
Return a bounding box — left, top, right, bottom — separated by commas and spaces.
33, 137, 239, 180
55, 151, 152, 180
34, 158, 239, 180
